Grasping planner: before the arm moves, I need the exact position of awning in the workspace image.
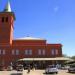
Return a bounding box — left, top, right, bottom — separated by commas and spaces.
18, 57, 72, 61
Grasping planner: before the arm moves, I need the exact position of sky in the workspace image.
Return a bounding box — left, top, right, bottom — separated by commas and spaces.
0, 0, 75, 56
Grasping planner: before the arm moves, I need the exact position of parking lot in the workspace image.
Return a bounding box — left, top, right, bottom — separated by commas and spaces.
0, 70, 75, 75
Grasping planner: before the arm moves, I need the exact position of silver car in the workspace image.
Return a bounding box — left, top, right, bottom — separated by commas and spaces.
45, 65, 58, 74
68, 65, 75, 73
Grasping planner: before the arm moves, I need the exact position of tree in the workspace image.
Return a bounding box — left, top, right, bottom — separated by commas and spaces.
71, 56, 75, 60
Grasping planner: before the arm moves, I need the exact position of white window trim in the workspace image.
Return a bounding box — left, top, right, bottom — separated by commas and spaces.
42, 49, 45, 55
16, 50, 19, 55
0, 50, 1, 55
25, 50, 28, 55
12, 50, 15, 55
29, 50, 32, 55
0, 50, 5, 55
25, 49, 32, 55
38, 49, 41, 55
3, 50, 5, 55
51, 49, 55, 55
55, 49, 58, 55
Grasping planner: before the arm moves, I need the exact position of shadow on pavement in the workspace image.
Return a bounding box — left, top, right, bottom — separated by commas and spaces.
10, 73, 23, 75
43, 73, 57, 75
67, 71, 75, 74
43, 74, 56, 75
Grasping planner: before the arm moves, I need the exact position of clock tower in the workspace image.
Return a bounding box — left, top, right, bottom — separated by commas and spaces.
0, 1, 15, 45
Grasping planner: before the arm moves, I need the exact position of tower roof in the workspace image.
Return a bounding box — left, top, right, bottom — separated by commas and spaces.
4, 1, 11, 12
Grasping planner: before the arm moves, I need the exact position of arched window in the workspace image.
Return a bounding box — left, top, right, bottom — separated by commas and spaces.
51, 49, 55, 55
25, 50, 28, 55
12, 50, 15, 55
42, 49, 45, 55
12, 49, 19, 55
38, 49, 41, 55
3, 50, 5, 55
55, 49, 58, 55
29, 49, 32, 55
38, 49, 45, 55
0, 50, 5, 55
6, 17, 8, 22
25, 49, 32, 55
16, 50, 19, 55
1, 17, 8, 22
2, 17, 4, 22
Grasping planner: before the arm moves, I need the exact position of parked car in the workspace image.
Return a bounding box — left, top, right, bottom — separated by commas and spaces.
45, 65, 58, 74
16, 64, 23, 71
60, 65, 69, 70
68, 64, 75, 73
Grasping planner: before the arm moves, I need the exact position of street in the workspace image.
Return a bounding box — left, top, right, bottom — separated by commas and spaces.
0, 70, 75, 75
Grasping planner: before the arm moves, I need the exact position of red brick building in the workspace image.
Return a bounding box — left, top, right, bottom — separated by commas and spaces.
0, 2, 63, 69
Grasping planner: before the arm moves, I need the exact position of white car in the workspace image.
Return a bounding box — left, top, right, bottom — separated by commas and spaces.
45, 65, 58, 74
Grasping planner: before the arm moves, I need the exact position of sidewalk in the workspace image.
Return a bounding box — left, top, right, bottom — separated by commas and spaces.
0, 70, 74, 75
0, 70, 44, 75
23, 70, 44, 75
